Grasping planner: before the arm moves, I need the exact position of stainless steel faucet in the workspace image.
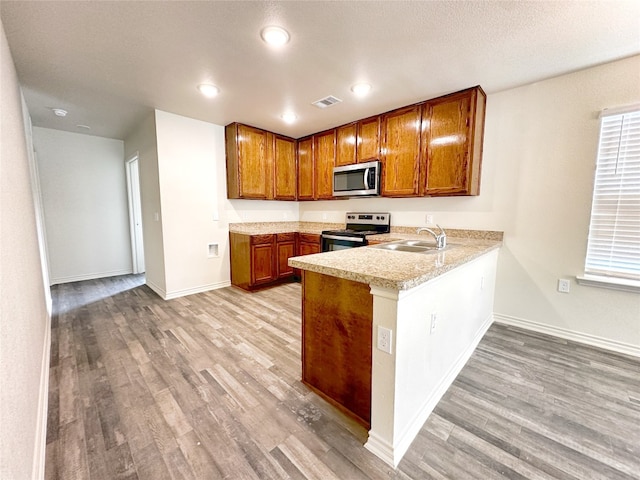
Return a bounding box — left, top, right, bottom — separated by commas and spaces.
417, 225, 447, 249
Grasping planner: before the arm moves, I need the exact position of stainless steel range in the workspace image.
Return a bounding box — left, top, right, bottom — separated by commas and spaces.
321, 212, 391, 252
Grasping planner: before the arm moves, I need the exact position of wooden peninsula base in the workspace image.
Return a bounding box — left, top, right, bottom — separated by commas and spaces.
301, 271, 373, 427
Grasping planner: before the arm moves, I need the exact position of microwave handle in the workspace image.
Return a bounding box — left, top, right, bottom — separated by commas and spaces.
364, 167, 370, 190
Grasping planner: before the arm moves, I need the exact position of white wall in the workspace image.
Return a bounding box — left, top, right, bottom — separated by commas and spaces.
124, 110, 300, 299
154, 110, 231, 297
0, 21, 51, 479
124, 113, 166, 295
34, 128, 132, 284
300, 55, 640, 352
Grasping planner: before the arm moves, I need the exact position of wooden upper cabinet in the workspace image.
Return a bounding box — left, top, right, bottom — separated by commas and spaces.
226, 86, 486, 201
336, 123, 357, 167
335, 117, 381, 167
422, 86, 486, 196
380, 105, 423, 197
274, 135, 297, 200
314, 129, 336, 199
297, 136, 315, 200
226, 123, 271, 199
356, 116, 381, 163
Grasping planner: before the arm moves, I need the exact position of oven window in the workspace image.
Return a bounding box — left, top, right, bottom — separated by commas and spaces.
328, 243, 353, 251
322, 236, 366, 252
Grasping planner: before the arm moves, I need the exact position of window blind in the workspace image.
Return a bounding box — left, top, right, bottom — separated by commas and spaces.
584, 109, 640, 281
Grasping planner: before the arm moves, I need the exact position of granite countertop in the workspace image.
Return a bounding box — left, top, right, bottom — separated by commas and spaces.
288, 232, 502, 291
229, 221, 502, 290
228, 221, 339, 235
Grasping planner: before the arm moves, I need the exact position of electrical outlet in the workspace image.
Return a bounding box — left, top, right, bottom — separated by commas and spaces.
430, 313, 437, 334
425, 214, 434, 225
377, 326, 392, 354
558, 278, 571, 293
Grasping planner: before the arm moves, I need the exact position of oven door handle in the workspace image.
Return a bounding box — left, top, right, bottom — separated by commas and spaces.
322, 235, 365, 242
363, 167, 370, 190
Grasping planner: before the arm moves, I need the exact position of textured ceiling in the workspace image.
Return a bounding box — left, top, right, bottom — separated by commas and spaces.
1, 1, 639, 140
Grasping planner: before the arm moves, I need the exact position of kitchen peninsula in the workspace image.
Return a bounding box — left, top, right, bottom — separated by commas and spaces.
288, 229, 502, 468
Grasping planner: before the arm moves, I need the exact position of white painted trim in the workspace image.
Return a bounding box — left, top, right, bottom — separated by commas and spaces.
493, 313, 640, 358
50, 268, 133, 285
387, 313, 494, 467
164, 281, 232, 300
125, 154, 142, 274
364, 431, 395, 467
145, 279, 167, 300
576, 274, 640, 293
32, 312, 51, 479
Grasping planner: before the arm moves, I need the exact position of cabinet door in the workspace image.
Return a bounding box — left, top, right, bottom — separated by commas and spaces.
357, 116, 381, 163
276, 241, 296, 278
251, 242, 275, 285
297, 137, 315, 200
314, 130, 336, 199
237, 124, 270, 199
299, 241, 321, 256
274, 135, 297, 200
423, 87, 485, 196
336, 123, 357, 167
380, 105, 423, 197
298, 233, 321, 255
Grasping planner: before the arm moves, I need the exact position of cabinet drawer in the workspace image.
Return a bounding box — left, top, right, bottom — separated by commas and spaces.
276, 232, 296, 242
298, 233, 321, 243
250, 234, 275, 245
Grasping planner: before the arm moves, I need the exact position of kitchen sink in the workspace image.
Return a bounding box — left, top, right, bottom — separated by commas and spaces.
400, 240, 440, 248
371, 240, 449, 254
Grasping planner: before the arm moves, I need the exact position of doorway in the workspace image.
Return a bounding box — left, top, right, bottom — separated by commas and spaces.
126, 155, 145, 274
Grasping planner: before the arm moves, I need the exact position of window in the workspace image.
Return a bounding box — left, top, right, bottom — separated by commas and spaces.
580, 106, 640, 291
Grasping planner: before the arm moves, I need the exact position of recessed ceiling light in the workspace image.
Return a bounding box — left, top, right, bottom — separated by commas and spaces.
52, 108, 68, 117
261, 26, 290, 46
197, 84, 220, 98
351, 83, 372, 97
281, 112, 297, 124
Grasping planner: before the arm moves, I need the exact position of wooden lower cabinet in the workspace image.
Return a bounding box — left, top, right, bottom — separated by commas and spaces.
230, 231, 317, 290
298, 232, 321, 255
276, 233, 296, 279
251, 236, 276, 286
301, 271, 373, 427
230, 233, 276, 289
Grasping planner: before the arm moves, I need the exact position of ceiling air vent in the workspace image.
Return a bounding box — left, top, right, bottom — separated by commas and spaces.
312, 95, 343, 109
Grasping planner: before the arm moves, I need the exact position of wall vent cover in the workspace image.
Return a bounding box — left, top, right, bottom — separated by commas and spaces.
312, 95, 343, 109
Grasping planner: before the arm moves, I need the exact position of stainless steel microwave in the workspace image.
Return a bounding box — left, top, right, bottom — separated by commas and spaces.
332, 160, 381, 197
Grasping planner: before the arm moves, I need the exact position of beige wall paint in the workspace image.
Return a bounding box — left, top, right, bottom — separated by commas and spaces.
33, 127, 132, 284
0, 21, 51, 479
299, 55, 640, 350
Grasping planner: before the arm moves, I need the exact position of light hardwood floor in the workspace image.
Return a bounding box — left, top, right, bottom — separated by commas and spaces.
45, 275, 640, 479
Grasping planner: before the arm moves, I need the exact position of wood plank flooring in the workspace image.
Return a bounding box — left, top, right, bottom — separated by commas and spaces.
45, 274, 640, 479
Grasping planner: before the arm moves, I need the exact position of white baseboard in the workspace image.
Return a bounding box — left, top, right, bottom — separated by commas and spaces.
33, 312, 51, 479
364, 432, 395, 468
147, 280, 232, 301
493, 313, 640, 358
50, 268, 133, 285
164, 281, 232, 300
366, 313, 494, 468
145, 279, 167, 299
